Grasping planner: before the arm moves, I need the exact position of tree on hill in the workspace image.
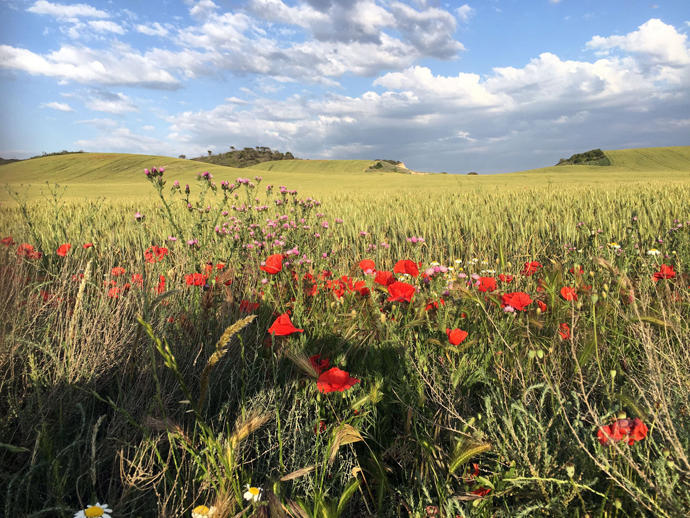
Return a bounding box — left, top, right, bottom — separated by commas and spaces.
556, 149, 611, 166
192, 146, 298, 168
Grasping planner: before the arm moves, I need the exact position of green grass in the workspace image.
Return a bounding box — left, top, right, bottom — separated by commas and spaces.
1, 146, 689, 517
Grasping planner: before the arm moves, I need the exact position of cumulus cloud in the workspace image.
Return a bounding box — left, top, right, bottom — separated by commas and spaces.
41, 101, 73, 111
456, 4, 474, 23
587, 18, 690, 66
0, 44, 179, 88
75, 126, 167, 153
27, 0, 109, 19
84, 91, 137, 113
136, 22, 169, 37
87, 20, 125, 34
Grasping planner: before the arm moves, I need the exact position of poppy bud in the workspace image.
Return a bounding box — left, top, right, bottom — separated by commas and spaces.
617, 411, 627, 419
610, 370, 616, 379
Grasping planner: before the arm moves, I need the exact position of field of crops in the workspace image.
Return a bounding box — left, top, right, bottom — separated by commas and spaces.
1, 150, 689, 517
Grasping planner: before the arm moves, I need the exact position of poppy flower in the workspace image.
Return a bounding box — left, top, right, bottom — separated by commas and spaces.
560, 286, 578, 301
597, 417, 648, 445
358, 259, 376, 273
267, 313, 303, 336
628, 418, 648, 444
108, 286, 122, 298
521, 261, 542, 276
569, 266, 584, 275
374, 270, 395, 286
471, 487, 492, 497
498, 274, 514, 283
387, 281, 416, 302
260, 254, 283, 274
558, 323, 570, 340
317, 367, 360, 393
155, 275, 166, 294
56, 243, 71, 257
131, 273, 143, 286
353, 280, 370, 296
185, 273, 207, 286
309, 354, 330, 375
501, 291, 532, 311
425, 298, 445, 311
111, 266, 126, 276
239, 299, 260, 313
477, 276, 497, 292
1, 236, 14, 246
144, 245, 168, 263
17, 243, 42, 259
393, 259, 419, 277
537, 300, 548, 313
653, 264, 676, 282
446, 328, 468, 345
82, 242, 93, 249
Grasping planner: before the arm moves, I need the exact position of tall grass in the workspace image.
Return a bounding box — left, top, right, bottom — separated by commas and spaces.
0, 168, 688, 517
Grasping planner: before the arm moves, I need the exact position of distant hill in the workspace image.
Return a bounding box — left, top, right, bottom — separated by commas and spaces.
191, 146, 297, 168
251, 159, 374, 174
0, 157, 21, 166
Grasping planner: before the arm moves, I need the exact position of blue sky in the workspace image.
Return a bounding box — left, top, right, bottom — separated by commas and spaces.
1, 0, 689, 173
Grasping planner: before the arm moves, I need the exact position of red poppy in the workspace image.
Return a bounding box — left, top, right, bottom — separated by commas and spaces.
597, 417, 648, 445
155, 275, 166, 294
144, 245, 168, 263
569, 266, 584, 275
260, 254, 283, 274
446, 328, 468, 346
477, 276, 497, 292
501, 291, 532, 311
268, 313, 303, 336
374, 270, 395, 286
185, 272, 207, 286
387, 281, 416, 302
521, 261, 542, 276
353, 280, 370, 296
1, 236, 14, 246
359, 259, 376, 273
653, 264, 676, 282
111, 266, 126, 276
498, 274, 514, 283
317, 367, 360, 393
131, 273, 144, 286
558, 323, 570, 340
108, 286, 121, 298
56, 243, 71, 257
314, 420, 327, 435
471, 487, 492, 497
82, 242, 93, 249
560, 286, 578, 301
239, 299, 260, 313
393, 259, 419, 277
17, 243, 42, 259
537, 300, 548, 312
309, 354, 330, 375
628, 418, 649, 445
425, 298, 445, 311
216, 262, 226, 270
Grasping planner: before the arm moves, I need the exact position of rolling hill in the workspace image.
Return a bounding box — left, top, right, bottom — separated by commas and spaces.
0, 146, 688, 203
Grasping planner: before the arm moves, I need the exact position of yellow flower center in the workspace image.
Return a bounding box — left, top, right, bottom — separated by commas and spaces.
85, 506, 104, 518
192, 505, 210, 515
248, 487, 260, 496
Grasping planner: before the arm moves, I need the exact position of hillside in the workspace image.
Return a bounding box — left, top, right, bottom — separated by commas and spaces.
191, 146, 296, 168
251, 159, 374, 175
605, 146, 690, 171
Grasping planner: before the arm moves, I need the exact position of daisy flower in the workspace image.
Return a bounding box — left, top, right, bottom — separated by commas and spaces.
191, 505, 216, 517
647, 249, 661, 256
608, 242, 621, 250
243, 484, 262, 502
74, 503, 112, 518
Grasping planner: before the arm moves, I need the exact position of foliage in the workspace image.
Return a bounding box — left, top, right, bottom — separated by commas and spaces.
556, 149, 611, 166
192, 146, 297, 168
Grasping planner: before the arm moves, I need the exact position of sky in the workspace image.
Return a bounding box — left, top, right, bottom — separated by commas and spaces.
0, 0, 689, 173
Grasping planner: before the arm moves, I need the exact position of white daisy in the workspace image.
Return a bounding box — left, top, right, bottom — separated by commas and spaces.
191, 504, 216, 517
608, 242, 621, 250
646, 249, 661, 256
243, 484, 262, 502
74, 503, 112, 518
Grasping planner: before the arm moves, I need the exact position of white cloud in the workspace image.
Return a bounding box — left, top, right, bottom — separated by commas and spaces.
75, 126, 167, 153
456, 4, 474, 23
27, 0, 109, 19
187, 0, 219, 20
41, 101, 73, 111
0, 44, 179, 88
87, 20, 125, 34
136, 22, 169, 37
85, 91, 137, 113
587, 18, 690, 66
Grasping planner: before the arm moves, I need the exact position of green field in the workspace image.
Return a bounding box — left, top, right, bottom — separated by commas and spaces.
1, 146, 689, 204
1, 146, 689, 517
